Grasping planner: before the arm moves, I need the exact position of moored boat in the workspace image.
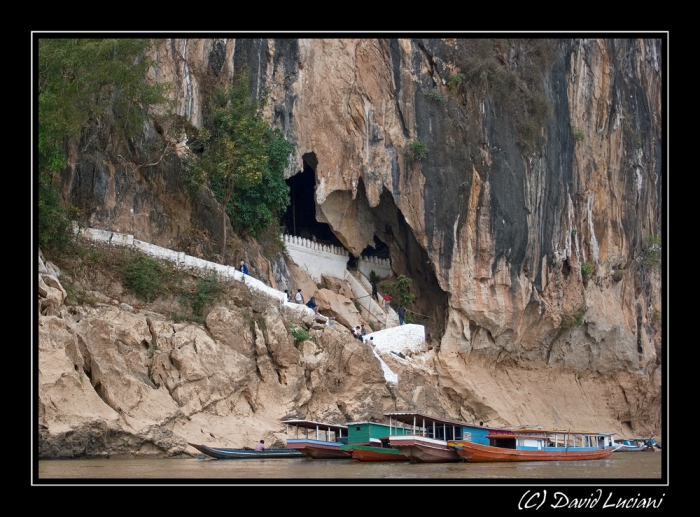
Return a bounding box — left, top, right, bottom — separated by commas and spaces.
614, 438, 656, 452
188, 442, 303, 459
449, 428, 619, 462
342, 443, 408, 462
282, 419, 351, 459
386, 412, 466, 463
340, 421, 411, 461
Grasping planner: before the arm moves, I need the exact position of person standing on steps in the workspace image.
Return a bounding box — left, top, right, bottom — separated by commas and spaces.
371, 281, 379, 302
397, 305, 406, 325
383, 294, 391, 310
283, 289, 290, 303
239, 260, 248, 275
295, 289, 304, 304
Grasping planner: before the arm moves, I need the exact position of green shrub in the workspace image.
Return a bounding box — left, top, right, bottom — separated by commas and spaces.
190, 273, 221, 317
383, 274, 415, 307
572, 127, 585, 145
38, 179, 79, 258
581, 262, 593, 277
642, 234, 662, 271
290, 325, 310, 345
613, 269, 625, 282
562, 306, 587, 330
447, 72, 465, 93
406, 141, 428, 162
173, 273, 223, 321
122, 254, 172, 302
424, 88, 445, 102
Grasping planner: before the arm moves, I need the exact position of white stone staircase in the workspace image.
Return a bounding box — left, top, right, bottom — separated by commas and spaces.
347, 270, 400, 330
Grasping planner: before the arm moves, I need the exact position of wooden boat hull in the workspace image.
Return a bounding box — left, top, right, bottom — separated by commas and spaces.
304, 446, 352, 459
286, 439, 352, 459
451, 441, 617, 462
342, 445, 409, 462
390, 436, 461, 463
188, 443, 303, 459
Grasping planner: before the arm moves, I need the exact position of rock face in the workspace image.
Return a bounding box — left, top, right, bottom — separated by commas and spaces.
41, 37, 664, 457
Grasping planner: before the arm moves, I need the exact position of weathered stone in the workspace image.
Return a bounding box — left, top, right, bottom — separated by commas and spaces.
38, 38, 663, 456
313, 288, 365, 330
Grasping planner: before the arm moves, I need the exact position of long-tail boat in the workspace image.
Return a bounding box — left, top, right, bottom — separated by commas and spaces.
614, 437, 657, 452
187, 442, 303, 459
448, 428, 620, 462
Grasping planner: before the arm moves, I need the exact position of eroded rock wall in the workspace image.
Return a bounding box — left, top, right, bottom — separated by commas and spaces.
48, 37, 663, 454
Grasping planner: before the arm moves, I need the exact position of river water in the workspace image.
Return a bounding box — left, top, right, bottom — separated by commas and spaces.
37, 450, 664, 483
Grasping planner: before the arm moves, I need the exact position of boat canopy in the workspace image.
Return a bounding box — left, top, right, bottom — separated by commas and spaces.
282, 419, 349, 444
281, 420, 348, 433
384, 412, 464, 428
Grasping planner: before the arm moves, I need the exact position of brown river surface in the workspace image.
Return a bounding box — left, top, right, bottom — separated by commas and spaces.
37, 450, 664, 483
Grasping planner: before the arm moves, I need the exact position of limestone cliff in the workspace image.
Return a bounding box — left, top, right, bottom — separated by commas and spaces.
39, 37, 664, 458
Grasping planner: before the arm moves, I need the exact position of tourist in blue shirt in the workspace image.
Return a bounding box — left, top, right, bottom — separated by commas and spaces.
397, 305, 406, 325
239, 260, 248, 275
306, 296, 318, 313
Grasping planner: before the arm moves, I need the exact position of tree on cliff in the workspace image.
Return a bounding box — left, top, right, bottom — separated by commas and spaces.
185, 71, 290, 260
383, 275, 416, 323
37, 38, 170, 254
228, 127, 293, 238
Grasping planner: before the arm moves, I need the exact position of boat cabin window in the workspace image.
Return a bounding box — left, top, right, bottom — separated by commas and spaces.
490, 437, 517, 449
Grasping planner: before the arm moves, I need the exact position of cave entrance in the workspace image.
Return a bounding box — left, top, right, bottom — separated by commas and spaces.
361, 235, 390, 260
368, 187, 449, 343
281, 154, 343, 248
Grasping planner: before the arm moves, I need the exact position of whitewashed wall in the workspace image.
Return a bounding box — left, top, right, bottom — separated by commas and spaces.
283, 235, 349, 283
283, 234, 392, 283
357, 255, 392, 280
73, 224, 317, 316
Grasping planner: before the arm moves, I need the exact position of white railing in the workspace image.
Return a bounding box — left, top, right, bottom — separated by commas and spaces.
282, 234, 392, 282
357, 255, 392, 279
282, 234, 346, 256
72, 224, 321, 319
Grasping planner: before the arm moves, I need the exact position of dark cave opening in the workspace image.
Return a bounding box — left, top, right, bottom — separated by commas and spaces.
368, 187, 448, 342
361, 236, 391, 260
281, 155, 343, 248
279, 157, 447, 344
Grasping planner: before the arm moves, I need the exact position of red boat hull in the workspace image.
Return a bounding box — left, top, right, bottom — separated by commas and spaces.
390, 436, 461, 463
453, 441, 617, 462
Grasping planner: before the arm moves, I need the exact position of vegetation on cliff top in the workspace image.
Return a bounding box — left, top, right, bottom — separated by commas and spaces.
38, 38, 171, 256
38, 39, 294, 263
184, 71, 272, 263
447, 39, 554, 152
